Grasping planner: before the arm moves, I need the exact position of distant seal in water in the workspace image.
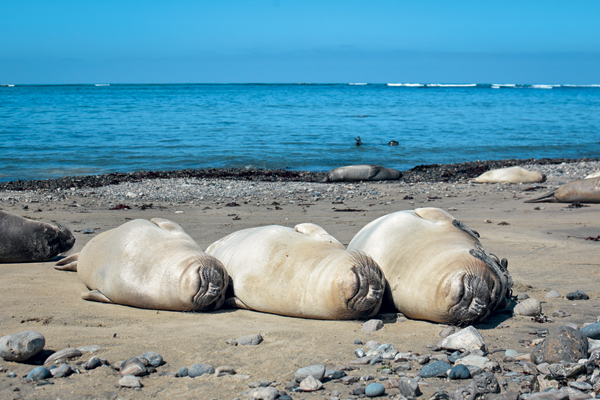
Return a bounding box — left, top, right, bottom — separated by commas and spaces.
524, 177, 600, 203
205, 223, 385, 320
348, 208, 512, 325
323, 165, 401, 182
54, 218, 228, 312
0, 211, 75, 263
388, 140, 399, 146
472, 166, 546, 184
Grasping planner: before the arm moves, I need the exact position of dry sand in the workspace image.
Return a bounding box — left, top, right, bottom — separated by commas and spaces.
1, 162, 599, 399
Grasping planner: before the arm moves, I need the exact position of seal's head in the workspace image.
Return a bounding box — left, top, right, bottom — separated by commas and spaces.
337, 252, 385, 319
30, 222, 76, 261
180, 255, 229, 312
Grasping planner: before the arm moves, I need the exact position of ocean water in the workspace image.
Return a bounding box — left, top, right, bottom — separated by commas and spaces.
1, 83, 599, 182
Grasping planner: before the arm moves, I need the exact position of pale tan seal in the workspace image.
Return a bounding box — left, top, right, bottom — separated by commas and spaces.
0, 211, 75, 263
585, 171, 600, 179
347, 208, 512, 325
54, 218, 228, 312
524, 177, 600, 203
323, 165, 401, 182
472, 166, 546, 184
205, 223, 385, 320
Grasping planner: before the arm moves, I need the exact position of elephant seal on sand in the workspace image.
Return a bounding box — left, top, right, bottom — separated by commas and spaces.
323, 165, 401, 182
472, 166, 546, 184
205, 223, 385, 320
524, 177, 600, 203
0, 211, 75, 263
348, 208, 512, 325
55, 218, 228, 312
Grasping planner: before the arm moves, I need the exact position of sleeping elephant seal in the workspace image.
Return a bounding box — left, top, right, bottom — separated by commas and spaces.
472, 166, 546, 184
524, 177, 600, 203
205, 223, 385, 320
54, 218, 228, 312
0, 211, 75, 263
323, 165, 401, 182
348, 208, 512, 325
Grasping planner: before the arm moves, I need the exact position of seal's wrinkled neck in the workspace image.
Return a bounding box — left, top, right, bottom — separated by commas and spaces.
182, 255, 229, 312
345, 252, 385, 319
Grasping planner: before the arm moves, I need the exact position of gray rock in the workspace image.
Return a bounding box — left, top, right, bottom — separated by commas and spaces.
581, 322, 600, 339
295, 364, 325, 382
26, 366, 52, 381
514, 298, 542, 316
526, 389, 569, 400
547, 363, 586, 380
398, 377, 422, 397
176, 367, 188, 377
235, 333, 263, 346
448, 364, 470, 379
118, 374, 143, 388
545, 290, 561, 298
364, 340, 379, 349
365, 343, 395, 357
44, 347, 82, 365
188, 363, 214, 377
250, 387, 279, 400
504, 349, 518, 358
340, 375, 359, 385
551, 309, 571, 318
84, 356, 102, 370
419, 361, 452, 378
120, 357, 148, 376
362, 319, 384, 332
437, 326, 487, 352
569, 381, 592, 391
532, 326, 589, 364
51, 363, 73, 378
516, 292, 530, 300
0, 331, 45, 362
566, 290, 589, 300
140, 351, 163, 367
299, 375, 322, 391
365, 382, 385, 397
355, 348, 365, 358
455, 354, 490, 369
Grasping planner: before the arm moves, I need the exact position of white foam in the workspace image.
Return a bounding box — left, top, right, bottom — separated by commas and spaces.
531, 84, 557, 89
349, 83, 368, 86
94, 84, 110, 87
562, 84, 600, 88
429, 83, 477, 88
386, 83, 424, 87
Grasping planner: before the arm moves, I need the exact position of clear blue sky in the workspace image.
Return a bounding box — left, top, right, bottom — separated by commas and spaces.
1, 0, 599, 84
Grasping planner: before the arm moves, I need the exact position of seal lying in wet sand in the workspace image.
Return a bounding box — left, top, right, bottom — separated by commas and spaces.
323, 165, 401, 182
55, 218, 228, 312
206, 223, 385, 320
0, 211, 75, 263
472, 166, 546, 184
348, 208, 512, 325
524, 177, 600, 203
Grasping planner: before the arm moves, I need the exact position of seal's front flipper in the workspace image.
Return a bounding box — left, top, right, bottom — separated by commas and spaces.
225, 296, 250, 310
151, 218, 186, 234
523, 191, 558, 203
294, 223, 344, 248
54, 253, 79, 271
82, 290, 113, 304
368, 166, 383, 179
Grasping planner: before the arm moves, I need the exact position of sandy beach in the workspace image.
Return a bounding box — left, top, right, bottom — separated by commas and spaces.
1, 159, 600, 399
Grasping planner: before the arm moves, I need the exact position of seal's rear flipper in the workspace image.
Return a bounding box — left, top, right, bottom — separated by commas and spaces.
294, 223, 344, 248
82, 290, 113, 304
151, 218, 186, 234
54, 253, 79, 271
524, 191, 558, 203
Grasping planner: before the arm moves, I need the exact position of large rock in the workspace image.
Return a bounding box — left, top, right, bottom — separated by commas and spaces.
295, 364, 325, 383
0, 331, 45, 362
437, 326, 487, 352
532, 326, 588, 364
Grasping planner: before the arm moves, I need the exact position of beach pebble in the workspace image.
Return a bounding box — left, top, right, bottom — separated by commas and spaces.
362, 319, 384, 332
548, 363, 586, 380
176, 367, 188, 377
294, 364, 325, 383
581, 322, 600, 339
188, 363, 215, 378
365, 343, 394, 357
139, 351, 163, 367
516, 292, 530, 300
552, 309, 571, 318
84, 356, 103, 370
419, 361, 452, 378
448, 364, 471, 379
532, 325, 589, 364
455, 354, 490, 369
0, 331, 45, 362
250, 387, 279, 400
299, 375, 322, 391
364, 340, 379, 349
569, 381, 592, 391
51, 363, 73, 378
118, 374, 143, 388
119, 357, 148, 376
26, 366, 52, 382
235, 333, 263, 346
566, 290, 589, 300
513, 298, 542, 316
545, 290, 561, 298
505, 349, 518, 358
437, 326, 487, 352
215, 366, 236, 377
355, 348, 365, 358
397, 377, 422, 397
44, 347, 82, 365
365, 382, 385, 397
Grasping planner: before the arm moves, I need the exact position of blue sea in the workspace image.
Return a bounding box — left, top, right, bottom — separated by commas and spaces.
1, 83, 599, 182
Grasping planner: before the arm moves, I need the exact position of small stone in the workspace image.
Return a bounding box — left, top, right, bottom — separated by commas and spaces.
569, 381, 592, 391
552, 310, 571, 318
419, 361, 452, 378
516, 293, 530, 300
532, 325, 589, 364
505, 349, 518, 358
82, 228, 95, 234
365, 343, 394, 357
215, 366, 236, 376
514, 298, 542, 316
84, 356, 102, 370
365, 382, 385, 397
566, 290, 589, 300
365, 340, 380, 349
44, 347, 82, 365
235, 333, 263, 346
120, 357, 147, 376
188, 363, 215, 377
118, 375, 142, 388
325, 369, 346, 379
362, 319, 384, 332
340, 375, 359, 385
448, 364, 471, 379
548, 363, 586, 380
176, 367, 188, 377
250, 387, 279, 400
354, 340, 363, 345
140, 351, 163, 367
355, 348, 365, 358
455, 354, 490, 369
398, 377, 422, 397
536, 363, 551, 374
299, 375, 322, 391
0, 331, 45, 362
51, 363, 73, 378
545, 290, 561, 298
295, 364, 325, 383
437, 326, 487, 352
581, 322, 600, 339
7, 371, 16, 378
26, 366, 52, 381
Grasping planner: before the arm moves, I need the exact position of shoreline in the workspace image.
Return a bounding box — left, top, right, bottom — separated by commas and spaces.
1, 157, 599, 192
